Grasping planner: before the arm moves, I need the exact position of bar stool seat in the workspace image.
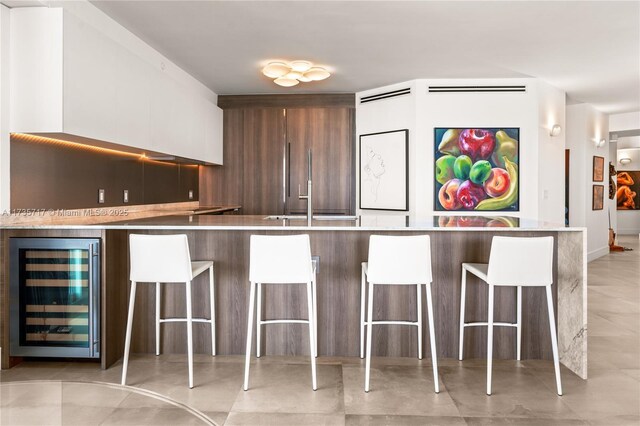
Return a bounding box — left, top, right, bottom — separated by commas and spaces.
243, 234, 318, 391
459, 236, 562, 396
121, 234, 216, 389
362, 235, 439, 394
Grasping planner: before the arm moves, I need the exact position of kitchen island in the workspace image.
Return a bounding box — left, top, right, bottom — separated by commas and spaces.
0, 215, 587, 379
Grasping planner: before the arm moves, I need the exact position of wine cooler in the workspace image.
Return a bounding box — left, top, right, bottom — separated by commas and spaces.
9, 238, 100, 358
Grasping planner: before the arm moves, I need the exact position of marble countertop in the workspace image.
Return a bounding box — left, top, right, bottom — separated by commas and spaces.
0, 214, 584, 232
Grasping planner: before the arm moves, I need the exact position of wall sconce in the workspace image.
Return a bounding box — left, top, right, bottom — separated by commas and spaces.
596, 139, 606, 148
549, 124, 562, 137
619, 157, 632, 165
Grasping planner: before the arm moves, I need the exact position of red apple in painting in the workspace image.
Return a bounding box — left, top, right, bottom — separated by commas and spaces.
459, 129, 496, 161
456, 180, 487, 210
483, 168, 511, 197
438, 179, 463, 210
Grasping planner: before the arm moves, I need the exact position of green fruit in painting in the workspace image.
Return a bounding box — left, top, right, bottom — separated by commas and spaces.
435, 155, 457, 185
437, 129, 461, 156
491, 130, 518, 168
469, 160, 492, 184
454, 155, 473, 180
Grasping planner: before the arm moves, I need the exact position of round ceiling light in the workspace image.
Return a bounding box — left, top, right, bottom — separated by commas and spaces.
619, 157, 632, 165
274, 77, 299, 87
262, 62, 290, 78
262, 60, 331, 86
304, 67, 330, 81
290, 60, 312, 72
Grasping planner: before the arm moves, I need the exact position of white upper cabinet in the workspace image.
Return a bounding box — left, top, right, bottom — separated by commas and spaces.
10, 8, 223, 165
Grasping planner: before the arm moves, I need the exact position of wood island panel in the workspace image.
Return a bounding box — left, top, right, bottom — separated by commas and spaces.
119, 229, 559, 362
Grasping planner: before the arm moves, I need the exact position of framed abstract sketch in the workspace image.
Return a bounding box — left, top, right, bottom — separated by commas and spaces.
359, 129, 409, 211
593, 156, 604, 182
592, 185, 604, 210
617, 171, 640, 210
434, 128, 519, 211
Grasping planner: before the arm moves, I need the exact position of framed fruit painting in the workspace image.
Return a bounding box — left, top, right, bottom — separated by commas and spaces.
434, 128, 519, 211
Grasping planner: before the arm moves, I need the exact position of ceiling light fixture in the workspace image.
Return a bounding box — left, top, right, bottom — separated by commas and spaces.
262, 60, 331, 86
619, 157, 632, 165
550, 124, 562, 137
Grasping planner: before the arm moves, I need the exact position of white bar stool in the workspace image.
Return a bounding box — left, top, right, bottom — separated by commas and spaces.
459, 236, 562, 396
257, 258, 318, 358
362, 235, 439, 393
122, 234, 216, 389
243, 234, 317, 391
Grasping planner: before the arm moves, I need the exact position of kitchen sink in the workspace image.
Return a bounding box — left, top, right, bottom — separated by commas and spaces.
263, 215, 358, 221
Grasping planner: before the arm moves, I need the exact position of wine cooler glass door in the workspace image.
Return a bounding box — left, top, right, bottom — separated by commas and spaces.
10, 238, 100, 358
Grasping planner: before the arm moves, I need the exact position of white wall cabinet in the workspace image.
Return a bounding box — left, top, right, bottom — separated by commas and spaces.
10, 8, 222, 164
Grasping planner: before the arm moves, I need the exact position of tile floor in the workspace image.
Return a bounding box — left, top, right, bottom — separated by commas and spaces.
1, 236, 638, 425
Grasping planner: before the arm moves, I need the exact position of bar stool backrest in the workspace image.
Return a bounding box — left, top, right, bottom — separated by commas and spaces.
249, 234, 313, 284
129, 234, 193, 283
487, 236, 554, 286
367, 235, 432, 284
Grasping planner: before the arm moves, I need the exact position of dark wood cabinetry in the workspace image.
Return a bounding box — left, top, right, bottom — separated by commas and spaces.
200, 95, 355, 215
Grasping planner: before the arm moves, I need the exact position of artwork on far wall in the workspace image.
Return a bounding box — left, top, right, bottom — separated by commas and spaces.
434, 128, 519, 211
617, 170, 640, 210
359, 129, 409, 211
592, 185, 604, 210
609, 162, 617, 200
593, 156, 604, 182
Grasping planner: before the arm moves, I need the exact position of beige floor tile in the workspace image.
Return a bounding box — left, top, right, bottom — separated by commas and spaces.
463, 418, 587, 425
342, 364, 459, 417
231, 363, 344, 414
439, 365, 579, 419
346, 414, 466, 425
100, 407, 210, 425
225, 412, 346, 425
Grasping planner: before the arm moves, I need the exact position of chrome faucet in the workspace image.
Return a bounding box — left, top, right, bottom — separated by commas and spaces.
298, 149, 313, 226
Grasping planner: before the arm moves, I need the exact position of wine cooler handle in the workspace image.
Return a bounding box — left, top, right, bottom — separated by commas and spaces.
89, 242, 100, 356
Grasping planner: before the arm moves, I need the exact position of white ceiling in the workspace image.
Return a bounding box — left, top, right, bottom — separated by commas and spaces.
56, 1, 640, 113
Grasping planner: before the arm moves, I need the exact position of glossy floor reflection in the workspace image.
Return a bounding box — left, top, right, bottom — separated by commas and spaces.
1, 236, 638, 425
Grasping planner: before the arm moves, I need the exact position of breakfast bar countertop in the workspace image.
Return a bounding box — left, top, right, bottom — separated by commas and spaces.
0, 214, 584, 232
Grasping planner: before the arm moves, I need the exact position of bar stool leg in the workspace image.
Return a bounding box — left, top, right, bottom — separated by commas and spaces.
256, 283, 262, 358
417, 283, 423, 360
516, 286, 522, 361
121, 281, 137, 386
360, 265, 366, 359
365, 281, 374, 392
545, 285, 563, 396
210, 266, 216, 356
186, 280, 194, 389
306, 281, 317, 390
155, 282, 161, 356
312, 275, 318, 358
425, 281, 440, 393
243, 281, 256, 391
458, 269, 467, 361
487, 284, 495, 396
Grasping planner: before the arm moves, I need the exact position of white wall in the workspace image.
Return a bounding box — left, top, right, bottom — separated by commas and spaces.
0, 5, 9, 211
566, 104, 610, 261
356, 78, 566, 223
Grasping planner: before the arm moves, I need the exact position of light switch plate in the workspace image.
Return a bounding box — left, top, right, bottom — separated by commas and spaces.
98, 189, 105, 204
188, 190, 194, 200
123, 190, 129, 203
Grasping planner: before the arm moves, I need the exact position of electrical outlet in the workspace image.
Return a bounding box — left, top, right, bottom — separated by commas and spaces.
543, 189, 549, 200
123, 190, 129, 203
188, 190, 194, 200
98, 189, 105, 204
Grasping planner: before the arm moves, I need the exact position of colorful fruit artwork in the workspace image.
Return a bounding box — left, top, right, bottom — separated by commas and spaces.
435, 128, 519, 211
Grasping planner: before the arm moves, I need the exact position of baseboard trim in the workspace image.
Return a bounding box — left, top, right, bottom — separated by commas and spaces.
588, 246, 609, 262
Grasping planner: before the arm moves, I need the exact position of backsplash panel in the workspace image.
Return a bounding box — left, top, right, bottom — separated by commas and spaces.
10, 135, 199, 209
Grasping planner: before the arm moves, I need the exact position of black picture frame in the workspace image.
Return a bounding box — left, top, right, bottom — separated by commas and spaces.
593, 156, 604, 182
359, 129, 409, 211
592, 185, 604, 210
